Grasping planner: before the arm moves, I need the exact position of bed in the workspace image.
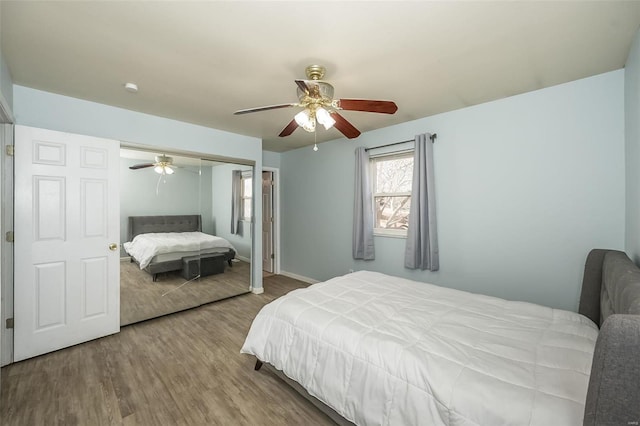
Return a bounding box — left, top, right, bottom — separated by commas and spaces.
123, 215, 236, 281
241, 249, 640, 426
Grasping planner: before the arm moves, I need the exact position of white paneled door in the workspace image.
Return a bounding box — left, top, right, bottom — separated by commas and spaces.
14, 125, 120, 361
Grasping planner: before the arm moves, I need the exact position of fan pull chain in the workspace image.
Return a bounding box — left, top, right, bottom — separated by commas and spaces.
156, 173, 165, 196
313, 130, 318, 152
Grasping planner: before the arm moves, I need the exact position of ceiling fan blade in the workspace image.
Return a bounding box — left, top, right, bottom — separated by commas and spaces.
337, 99, 398, 114
234, 103, 297, 115
295, 80, 310, 95
330, 112, 361, 139
129, 163, 155, 170
278, 119, 299, 137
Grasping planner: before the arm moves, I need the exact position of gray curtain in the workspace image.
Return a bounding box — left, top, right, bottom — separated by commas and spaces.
405, 133, 439, 270
353, 147, 375, 260
231, 170, 242, 235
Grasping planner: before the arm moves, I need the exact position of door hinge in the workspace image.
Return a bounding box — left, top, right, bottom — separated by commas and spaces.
5, 144, 14, 156
271, 253, 275, 259
5, 231, 14, 242
6, 318, 14, 329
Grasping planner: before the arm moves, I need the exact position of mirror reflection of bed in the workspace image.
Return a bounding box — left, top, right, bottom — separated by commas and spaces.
119, 148, 253, 326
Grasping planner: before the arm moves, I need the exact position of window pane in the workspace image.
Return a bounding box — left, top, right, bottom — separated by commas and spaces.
374, 196, 411, 229
243, 199, 252, 219
375, 156, 413, 194
243, 178, 252, 198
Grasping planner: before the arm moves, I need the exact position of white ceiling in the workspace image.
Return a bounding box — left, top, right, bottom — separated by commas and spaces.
2, 1, 639, 152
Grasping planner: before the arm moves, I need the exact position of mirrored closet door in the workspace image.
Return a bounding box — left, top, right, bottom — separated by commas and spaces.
119, 148, 252, 325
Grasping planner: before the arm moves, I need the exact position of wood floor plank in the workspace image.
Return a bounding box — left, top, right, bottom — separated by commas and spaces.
0, 275, 335, 426
120, 258, 251, 326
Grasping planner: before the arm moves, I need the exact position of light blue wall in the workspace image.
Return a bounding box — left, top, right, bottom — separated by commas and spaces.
211, 163, 253, 259
13, 86, 261, 160
626, 29, 640, 264
0, 52, 12, 115
263, 150, 281, 168
13, 86, 264, 290
280, 70, 625, 311
0, 2, 13, 114
119, 158, 214, 255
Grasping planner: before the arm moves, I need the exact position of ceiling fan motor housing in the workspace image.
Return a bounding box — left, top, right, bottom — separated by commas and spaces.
297, 82, 334, 104
155, 155, 172, 164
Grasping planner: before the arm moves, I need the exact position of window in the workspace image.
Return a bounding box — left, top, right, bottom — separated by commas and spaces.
371, 151, 413, 236
241, 171, 252, 221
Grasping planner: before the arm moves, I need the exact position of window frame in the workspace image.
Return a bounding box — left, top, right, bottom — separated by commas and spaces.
240, 170, 253, 222
370, 150, 414, 238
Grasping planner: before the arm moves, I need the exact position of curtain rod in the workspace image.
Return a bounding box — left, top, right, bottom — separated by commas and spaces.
364, 133, 437, 152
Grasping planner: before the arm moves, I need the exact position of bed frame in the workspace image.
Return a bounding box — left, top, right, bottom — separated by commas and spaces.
254, 249, 640, 426
127, 215, 235, 281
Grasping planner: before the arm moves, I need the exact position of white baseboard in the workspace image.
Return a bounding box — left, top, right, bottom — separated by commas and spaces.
251, 287, 264, 295
279, 270, 320, 284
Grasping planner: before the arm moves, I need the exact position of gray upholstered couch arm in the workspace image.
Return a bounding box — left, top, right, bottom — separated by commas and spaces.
584, 314, 640, 426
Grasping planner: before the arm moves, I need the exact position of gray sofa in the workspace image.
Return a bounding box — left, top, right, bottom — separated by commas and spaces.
580, 249, 640, 425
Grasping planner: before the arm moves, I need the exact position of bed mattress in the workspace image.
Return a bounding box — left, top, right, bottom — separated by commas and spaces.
241, 271, 599, 426
123, 231, 236, 269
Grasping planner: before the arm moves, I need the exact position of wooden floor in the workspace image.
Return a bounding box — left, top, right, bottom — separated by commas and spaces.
0, 275, 335, 426
120, 259, 250, 325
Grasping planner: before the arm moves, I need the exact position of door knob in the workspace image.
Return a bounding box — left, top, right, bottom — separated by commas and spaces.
109, 243, 118, 251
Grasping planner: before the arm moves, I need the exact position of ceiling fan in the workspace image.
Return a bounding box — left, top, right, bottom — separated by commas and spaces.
234, 65, 398, 139
129, 154, 176, 175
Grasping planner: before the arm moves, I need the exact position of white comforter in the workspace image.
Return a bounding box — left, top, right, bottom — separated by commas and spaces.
123, 231, 235, 269
241, 271, 598, 426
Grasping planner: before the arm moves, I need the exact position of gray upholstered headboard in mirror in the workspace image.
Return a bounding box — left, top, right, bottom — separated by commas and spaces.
127, 215, 202, 242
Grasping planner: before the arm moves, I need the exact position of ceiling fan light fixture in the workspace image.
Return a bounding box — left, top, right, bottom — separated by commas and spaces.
316, 107, 335, 130
303, 117, 316, 132
295, 109, 316, 132
294, 109, 310, 126
154, 164, 174, 175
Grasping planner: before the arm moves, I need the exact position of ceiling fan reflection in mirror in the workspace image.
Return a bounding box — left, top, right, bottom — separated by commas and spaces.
129, 155, 176, 175
234, 65, 398, 139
